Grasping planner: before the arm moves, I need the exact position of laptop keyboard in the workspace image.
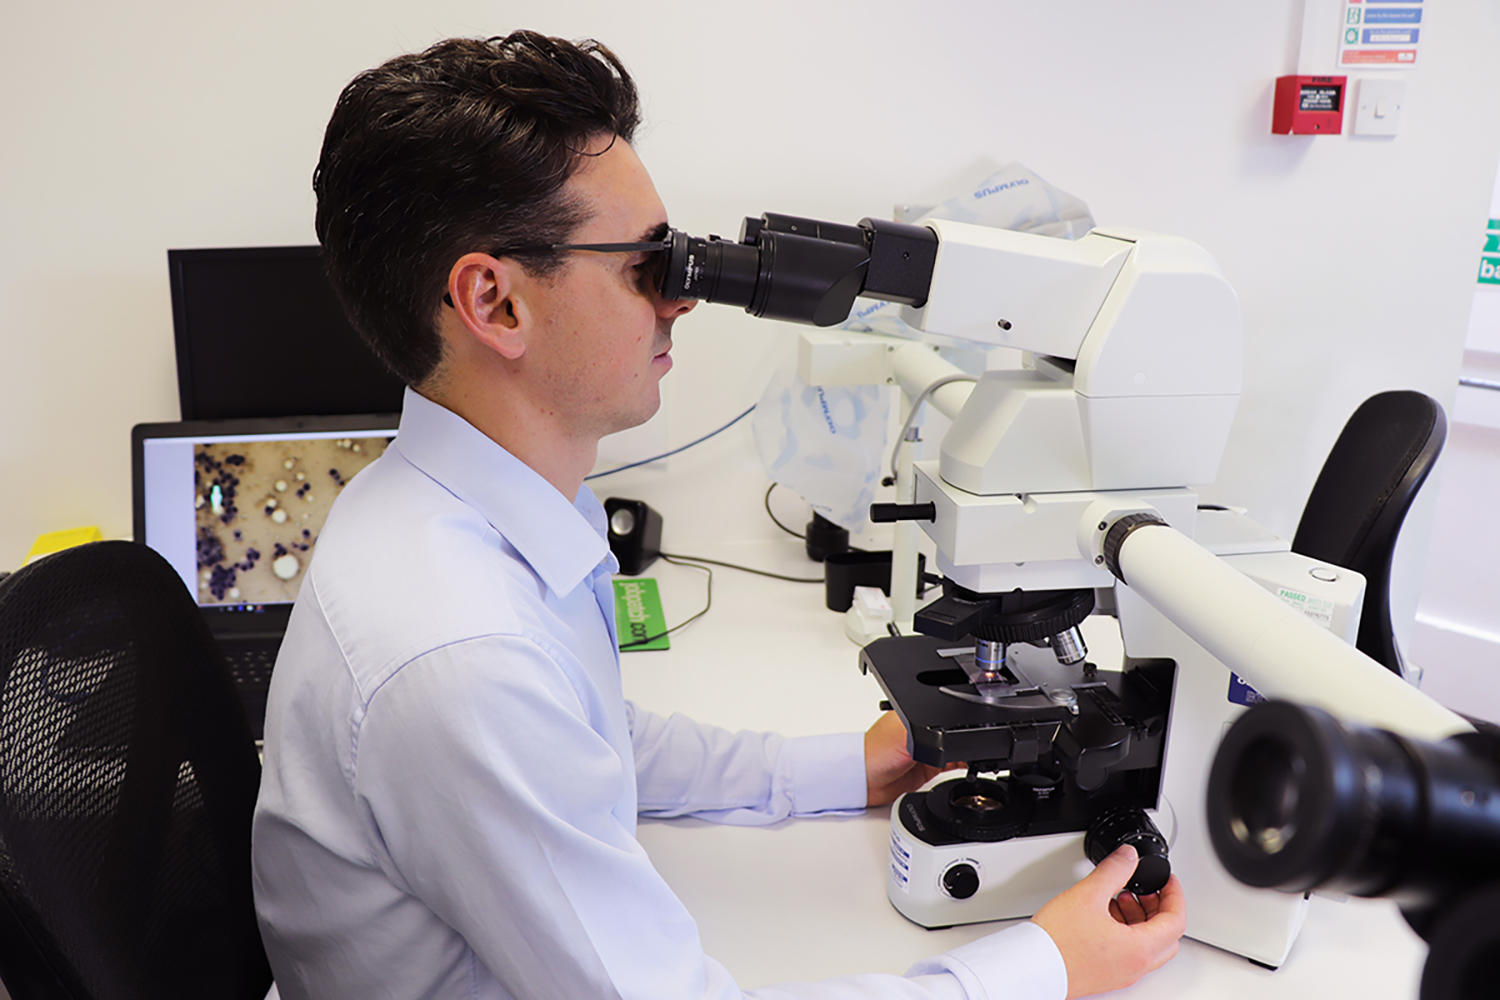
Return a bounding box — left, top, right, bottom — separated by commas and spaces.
220, 643, 275, 741
223, 644, 277, 689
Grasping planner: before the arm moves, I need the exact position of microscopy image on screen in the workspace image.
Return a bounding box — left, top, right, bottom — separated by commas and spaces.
193, 436, 388, 605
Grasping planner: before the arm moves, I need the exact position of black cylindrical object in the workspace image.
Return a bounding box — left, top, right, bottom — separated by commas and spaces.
747, 231, 870, 326
868, 502, 936, 523
1206, 701, 1500, 914
803, 513, 849, 563
1084, 806, 1171, 895
758, 213, 868, 246
1418, 883, 1500, 1000
660, 232, 760, 307
656, 213, 937, 328
823, 549, 927, 612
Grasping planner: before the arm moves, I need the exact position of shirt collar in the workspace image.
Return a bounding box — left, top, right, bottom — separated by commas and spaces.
390, 388, 614, 597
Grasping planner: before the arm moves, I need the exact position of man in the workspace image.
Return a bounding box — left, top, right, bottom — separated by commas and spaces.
251, 31, 1185, 999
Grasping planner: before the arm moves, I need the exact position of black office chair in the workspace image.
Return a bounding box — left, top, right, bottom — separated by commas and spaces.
1291, 390, 1447, 679
0, 541, 271, 999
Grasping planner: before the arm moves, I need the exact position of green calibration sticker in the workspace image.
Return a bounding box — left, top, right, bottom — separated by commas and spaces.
614, 577, 669, 651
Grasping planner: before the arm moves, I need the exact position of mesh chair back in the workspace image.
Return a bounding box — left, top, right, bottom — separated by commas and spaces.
1291, 390, 1447, 678
0, 541, 271, 1000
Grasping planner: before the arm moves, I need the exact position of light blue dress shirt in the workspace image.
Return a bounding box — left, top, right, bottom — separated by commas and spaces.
251, 388, 1066, 1000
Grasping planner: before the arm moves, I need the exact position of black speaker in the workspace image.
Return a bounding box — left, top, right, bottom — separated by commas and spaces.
604, 498, 662, 576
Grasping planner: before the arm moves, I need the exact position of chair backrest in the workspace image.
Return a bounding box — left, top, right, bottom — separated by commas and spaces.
1291, 390, 1447, 678
0, 541, 271, 1000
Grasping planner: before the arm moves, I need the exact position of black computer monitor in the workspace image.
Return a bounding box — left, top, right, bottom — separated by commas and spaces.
167, 245, 406, 420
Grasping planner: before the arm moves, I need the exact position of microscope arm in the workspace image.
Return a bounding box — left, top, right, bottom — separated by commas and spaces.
897, 219, 1133, 358
887, 342, 976, 420
887, 343, 975, 630
1087, 508, 1471, 742
795, 335, 979, 632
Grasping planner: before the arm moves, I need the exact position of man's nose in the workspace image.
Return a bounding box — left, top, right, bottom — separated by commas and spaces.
657, 293, 697, 319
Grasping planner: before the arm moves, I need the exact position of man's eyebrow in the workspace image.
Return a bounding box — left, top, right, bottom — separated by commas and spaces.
637, 221, 669, 244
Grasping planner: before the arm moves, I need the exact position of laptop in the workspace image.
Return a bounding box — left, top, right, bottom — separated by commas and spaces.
167, 246, 405, 420
132, 413, 400, 740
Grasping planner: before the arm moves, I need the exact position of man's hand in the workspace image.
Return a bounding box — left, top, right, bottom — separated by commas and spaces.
864, 711, 952, 806
1030, 844, 1187, 999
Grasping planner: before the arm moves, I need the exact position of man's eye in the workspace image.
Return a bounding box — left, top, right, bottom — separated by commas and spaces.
631, 258, 659, 291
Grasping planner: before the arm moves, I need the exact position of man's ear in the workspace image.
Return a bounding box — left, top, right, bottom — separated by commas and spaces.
445, 253, 532, 361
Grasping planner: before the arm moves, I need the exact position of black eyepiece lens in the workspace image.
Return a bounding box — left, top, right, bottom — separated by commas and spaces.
1228, 736, 1304, 856
657, 229, 760, 310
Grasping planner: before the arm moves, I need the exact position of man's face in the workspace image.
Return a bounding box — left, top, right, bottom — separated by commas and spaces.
522, 137, 694, 441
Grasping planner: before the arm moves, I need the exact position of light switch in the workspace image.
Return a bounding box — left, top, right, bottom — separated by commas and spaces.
1353, 78, 1405, 137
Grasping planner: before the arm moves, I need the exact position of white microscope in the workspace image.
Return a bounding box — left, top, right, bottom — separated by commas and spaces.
653, 212, 1472, 969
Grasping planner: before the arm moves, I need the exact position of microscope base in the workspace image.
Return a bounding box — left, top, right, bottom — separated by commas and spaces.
886, 791, 1176, 928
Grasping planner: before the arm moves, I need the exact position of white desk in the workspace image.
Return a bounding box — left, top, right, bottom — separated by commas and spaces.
621, 540, 1429, 997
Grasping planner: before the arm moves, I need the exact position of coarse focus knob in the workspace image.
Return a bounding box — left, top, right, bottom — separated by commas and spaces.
1084, 807, 1171, 895
940, 862, 980, 900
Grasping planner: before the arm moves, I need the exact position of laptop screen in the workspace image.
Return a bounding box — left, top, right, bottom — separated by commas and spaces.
167, 246, 406, 421
132, 414, 400, 631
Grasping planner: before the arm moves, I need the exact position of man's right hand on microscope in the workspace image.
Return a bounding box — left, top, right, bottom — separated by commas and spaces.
1030, 844, 1187, 999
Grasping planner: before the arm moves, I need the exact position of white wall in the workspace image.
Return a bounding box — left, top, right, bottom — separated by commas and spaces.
4, 1, 1497, 688
1410, 152, 1500, 721
1411, 378, 1500, 720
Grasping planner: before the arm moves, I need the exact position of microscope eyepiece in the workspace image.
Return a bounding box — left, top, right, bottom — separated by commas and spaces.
1207, 701, 1500, 912
658, 230, 761, 309
656, 213, 937, 327
1224, 732, 1306, 859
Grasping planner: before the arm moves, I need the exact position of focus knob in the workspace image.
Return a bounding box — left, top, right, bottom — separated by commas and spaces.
940, 862, 980, 900
1084, 807, 1171, 895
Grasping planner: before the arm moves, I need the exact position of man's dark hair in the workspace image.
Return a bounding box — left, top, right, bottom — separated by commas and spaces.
313, 31, 641, 386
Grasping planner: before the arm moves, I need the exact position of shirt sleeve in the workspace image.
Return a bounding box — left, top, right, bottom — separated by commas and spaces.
629, 702, 868, 825
352, 635, 1066, 1000
905, 923, 1069, 1000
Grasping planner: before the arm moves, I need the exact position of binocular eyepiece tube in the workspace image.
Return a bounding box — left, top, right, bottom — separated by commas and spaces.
1207, 701, 1500, 1000
1208, 700, 1500, 910
657, 213, 938, 327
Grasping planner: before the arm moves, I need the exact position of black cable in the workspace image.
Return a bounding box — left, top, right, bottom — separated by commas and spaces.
658, 550, 823, 584
763, 482, 806, 539
618, 555, 713, 650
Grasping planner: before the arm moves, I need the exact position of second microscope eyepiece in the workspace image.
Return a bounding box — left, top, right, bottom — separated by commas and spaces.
1206, 700, 1500, 913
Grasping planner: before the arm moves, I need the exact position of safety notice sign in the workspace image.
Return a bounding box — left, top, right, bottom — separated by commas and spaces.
1339, 0, 1423, 69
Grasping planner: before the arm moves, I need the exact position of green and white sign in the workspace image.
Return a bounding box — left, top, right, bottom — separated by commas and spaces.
1480, 219, 1500, 286
615, 577, 670, 651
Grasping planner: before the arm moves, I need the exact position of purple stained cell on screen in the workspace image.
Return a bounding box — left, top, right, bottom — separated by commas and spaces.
195, 528, 224, 568
207, 563, 237, 600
